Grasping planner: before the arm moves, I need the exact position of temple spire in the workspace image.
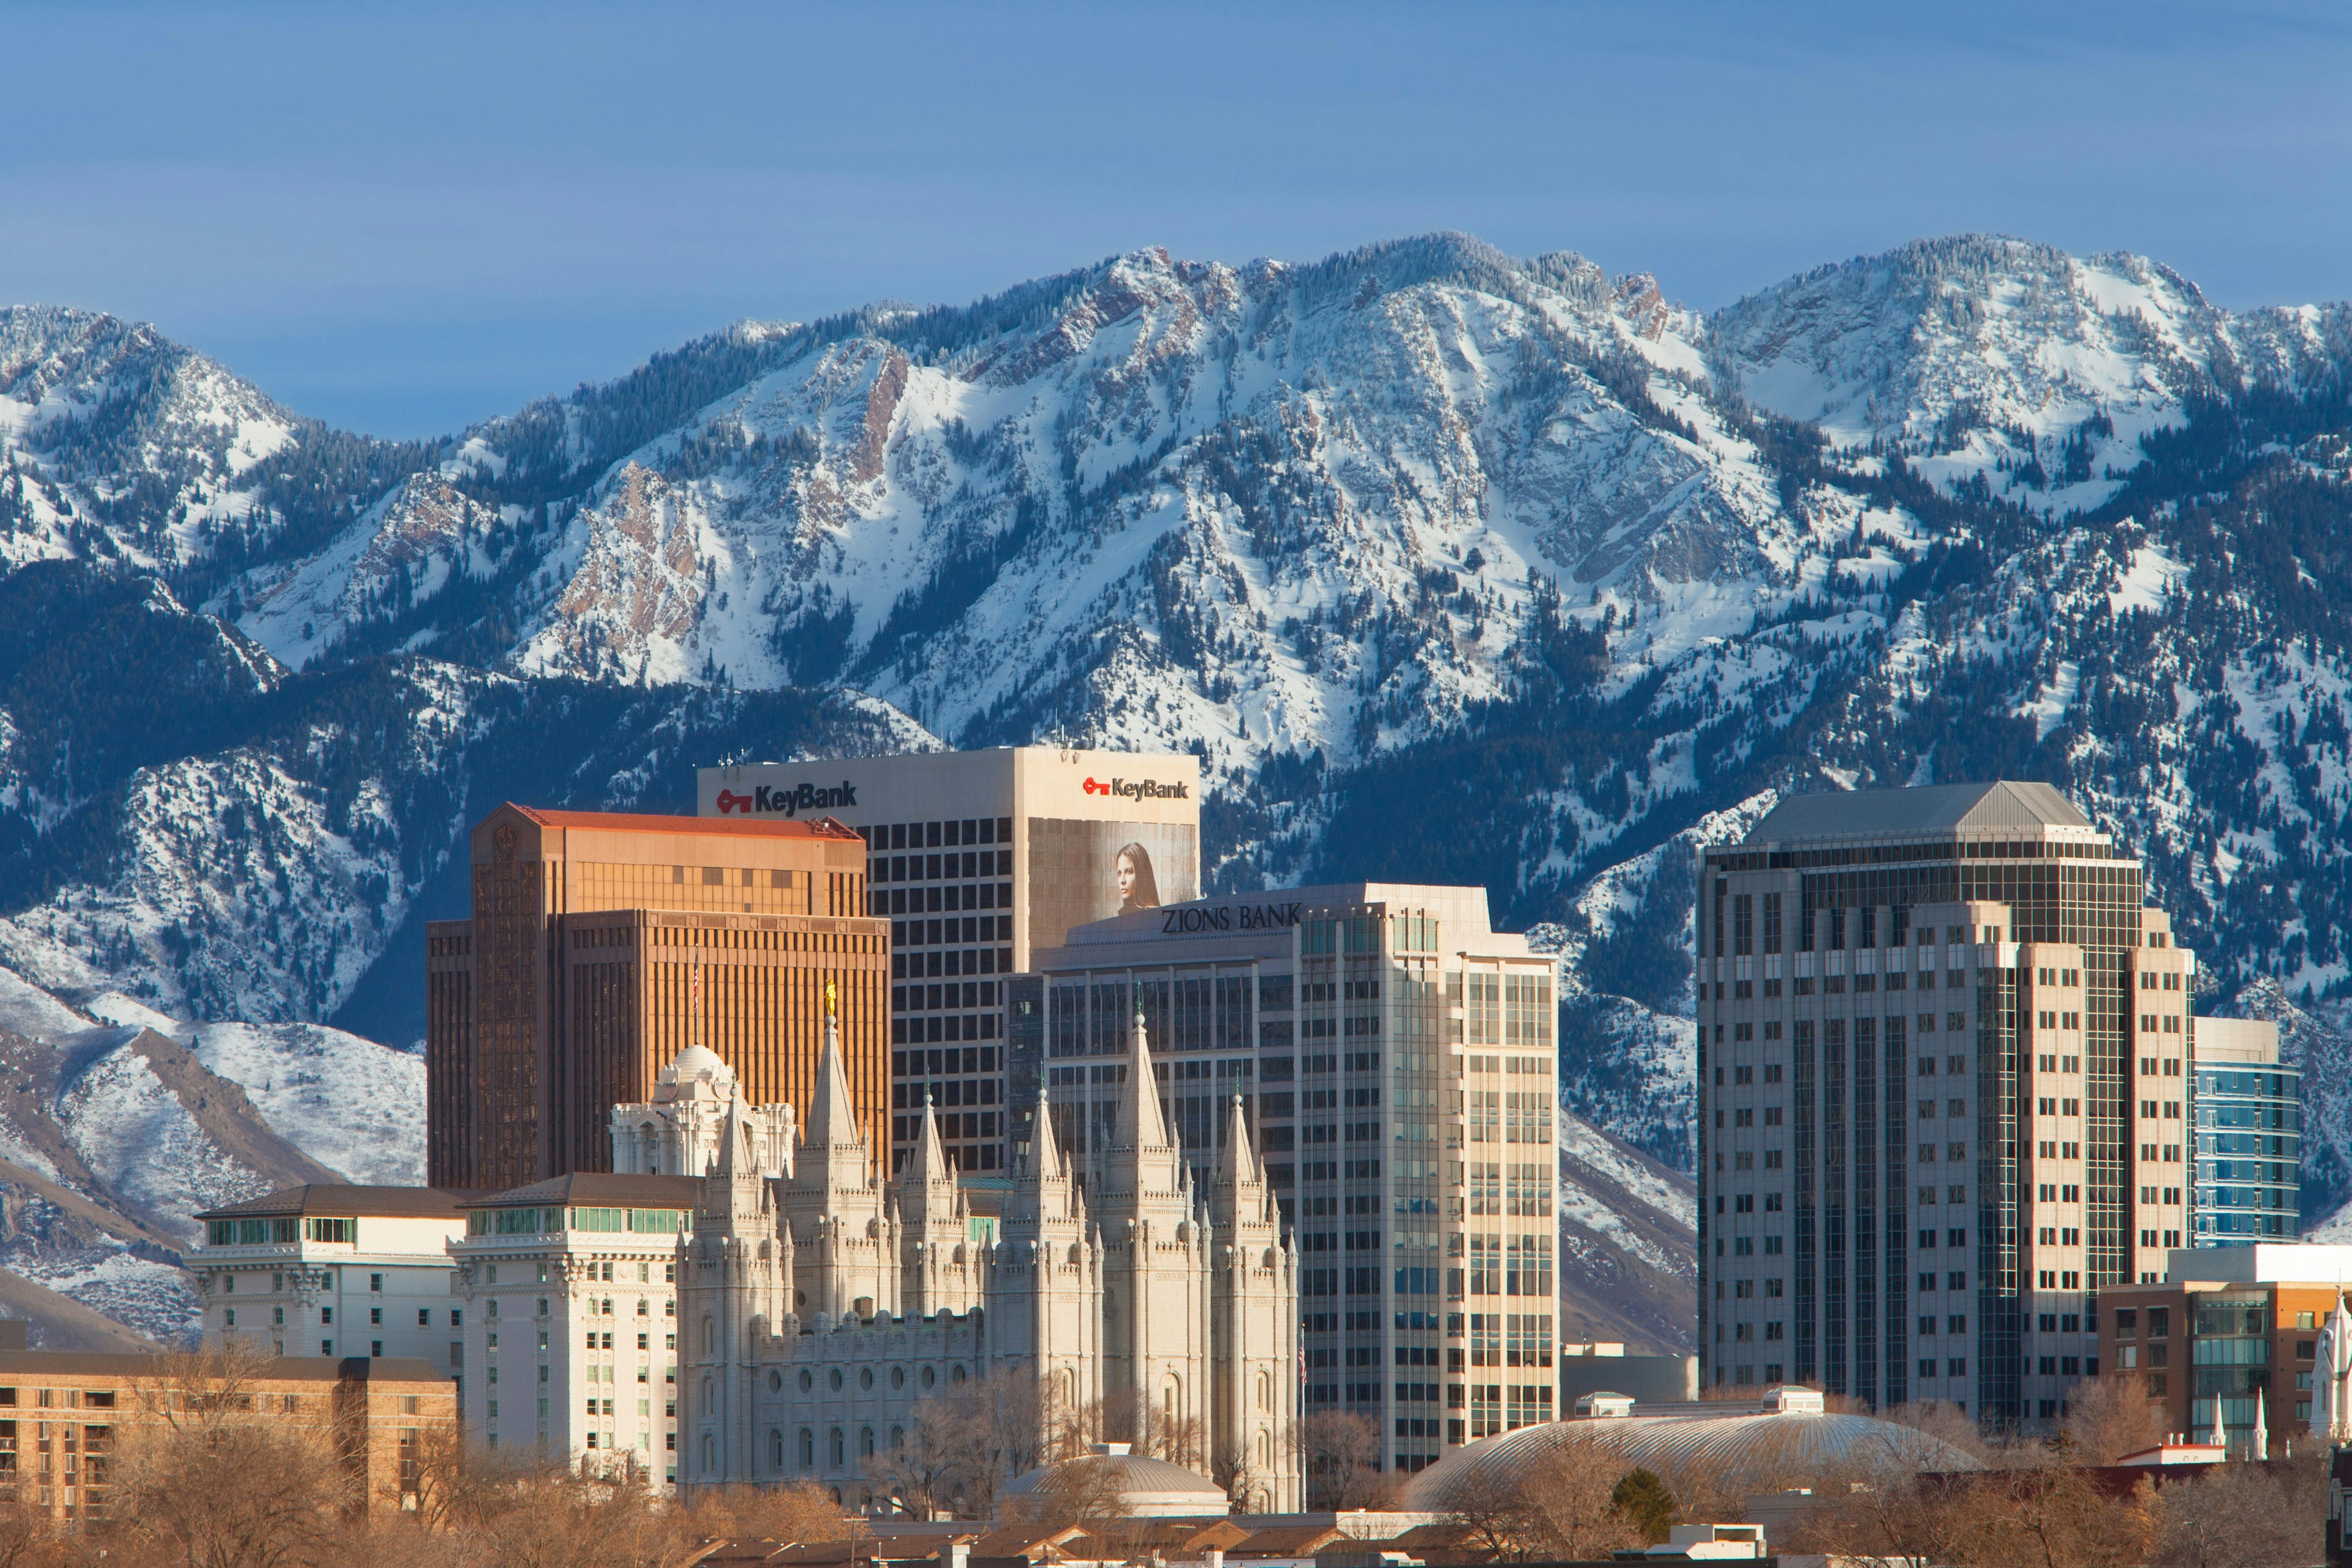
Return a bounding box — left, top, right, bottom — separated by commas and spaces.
801, 981, 865, 1173
717, 1091, 745, 1180
1032, 1090, 1066, 1182
903, 1093, 952, 1198
1115, 989, 1170, 1150
1219, 1091, 1262, 1190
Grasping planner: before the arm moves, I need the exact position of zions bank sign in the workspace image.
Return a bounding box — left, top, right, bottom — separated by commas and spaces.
1159, 901, 1303, 936
713, 782, 857, 817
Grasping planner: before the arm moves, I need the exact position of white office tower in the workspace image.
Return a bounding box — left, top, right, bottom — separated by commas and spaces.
1697, 781, 2196, 1427
699, 745, 1201, 1176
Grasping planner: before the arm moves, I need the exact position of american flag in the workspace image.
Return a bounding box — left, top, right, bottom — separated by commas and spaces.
690, 966, 703, 1045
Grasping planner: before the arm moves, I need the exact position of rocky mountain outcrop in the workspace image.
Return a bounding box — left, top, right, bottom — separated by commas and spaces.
8, 231, 2352, 1344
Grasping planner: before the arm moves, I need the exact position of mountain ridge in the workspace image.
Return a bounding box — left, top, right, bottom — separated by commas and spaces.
9, 228, 2352, 1350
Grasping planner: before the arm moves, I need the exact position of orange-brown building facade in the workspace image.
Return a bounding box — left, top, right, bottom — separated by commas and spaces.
426, 805, 885, 1189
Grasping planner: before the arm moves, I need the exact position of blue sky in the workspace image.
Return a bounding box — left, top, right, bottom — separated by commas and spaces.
4, 1, 2348, 439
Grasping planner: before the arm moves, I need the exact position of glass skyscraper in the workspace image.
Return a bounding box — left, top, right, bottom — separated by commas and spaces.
2191, 1018, 2301, 1242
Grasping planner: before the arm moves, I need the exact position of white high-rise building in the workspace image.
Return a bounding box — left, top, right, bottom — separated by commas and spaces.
698, 746, 1201, 1175
195, 1186, 467, 1372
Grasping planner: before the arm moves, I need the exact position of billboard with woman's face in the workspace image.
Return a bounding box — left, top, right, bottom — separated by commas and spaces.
1025, 817, 1197, 951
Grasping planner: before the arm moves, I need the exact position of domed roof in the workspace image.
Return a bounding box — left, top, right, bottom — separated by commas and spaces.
1398, 1393, 1981, 1512
658, 1045, 735, 1087
1002, 1445, 1226, 1518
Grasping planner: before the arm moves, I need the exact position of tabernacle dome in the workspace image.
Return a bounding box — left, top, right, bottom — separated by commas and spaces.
1001, 1444, 1229, 1518
1398, 1387, 1982, 1511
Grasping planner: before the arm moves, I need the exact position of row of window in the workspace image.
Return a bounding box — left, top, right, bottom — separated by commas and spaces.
206, 1216, 354, 1246
864, 819, 1013, 852
891, 938, 1009, 971
889, 905, 1008, 942
870, 849, 1009, 883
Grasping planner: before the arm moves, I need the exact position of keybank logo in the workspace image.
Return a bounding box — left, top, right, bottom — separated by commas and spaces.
715, 782, 858, 816
1082, 776, 1189, 801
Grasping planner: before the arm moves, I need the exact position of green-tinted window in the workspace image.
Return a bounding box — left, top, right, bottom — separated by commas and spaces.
571, 1208, 625, 1232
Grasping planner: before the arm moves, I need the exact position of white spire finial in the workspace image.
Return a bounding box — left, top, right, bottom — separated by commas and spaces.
1117, 990, 1170, 1150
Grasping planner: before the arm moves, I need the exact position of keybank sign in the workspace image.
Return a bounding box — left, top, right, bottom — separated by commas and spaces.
1082, 775, 1189, 802
1159, 901, 1303, 936
714, 782, 858, 817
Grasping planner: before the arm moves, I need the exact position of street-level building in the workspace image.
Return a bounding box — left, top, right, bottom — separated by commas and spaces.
2095, 1242, 2352, 1455
0, 1350, 454, 1523
1697, 780, 2197, 1426
194, 1185, 467, 1376
1022, 883, 1558, 1477
2190, 1019, 2301, 1243
425, 804, 885, 1189
698, 747, 1200, 1176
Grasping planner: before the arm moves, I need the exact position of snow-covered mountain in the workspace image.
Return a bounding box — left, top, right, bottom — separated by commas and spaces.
11, 230, 2352, 1346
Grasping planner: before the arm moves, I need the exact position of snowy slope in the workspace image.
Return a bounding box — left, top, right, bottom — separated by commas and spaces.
1557, 1109, 1697, 1354
4, 230, 2352, 1343
86, 993, 425, 1188
1713, 235, 2352, 513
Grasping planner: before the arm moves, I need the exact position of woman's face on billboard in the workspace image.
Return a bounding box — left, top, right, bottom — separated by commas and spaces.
1117, 850, 1138, 899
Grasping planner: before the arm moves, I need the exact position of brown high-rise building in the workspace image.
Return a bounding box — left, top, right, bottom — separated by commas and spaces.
425, 804, 885, 1190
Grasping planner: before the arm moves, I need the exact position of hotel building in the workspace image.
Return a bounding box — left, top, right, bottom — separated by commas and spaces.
447, 1170, 700, 1480
698, 748, 1199, 1175
425, 804, 885, 1189
1697, 780, 2198, 1424
194, 1185, 467, 1373
1023, 882, 1558, 1476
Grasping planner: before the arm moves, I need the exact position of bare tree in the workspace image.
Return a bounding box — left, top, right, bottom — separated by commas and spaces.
1290, 1412, 1393, 1511
2149, 1450, 2329, 1568
690, 1481, 852, 1551
865, 1401, 982, 1520
2061, 1371, 2166, 1465
0, 1485, 59, 1568
1001, 1449, 1139, 1558
1208, 1429, 1259, 1513
1967, 1458, 2157, 1568
1436, 1442, 1643, 1563
1782, 1466, 1982, 1568
1441, 1462, 1548, 1562
112, 1343, 354, 1568
1878, 1398, 1991, 1464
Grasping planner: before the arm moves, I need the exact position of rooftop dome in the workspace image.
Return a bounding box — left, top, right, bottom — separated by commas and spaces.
657, 1045, 736, 1091
1398, 1392, 1981, 1512
1001, 1444, 1227, 1518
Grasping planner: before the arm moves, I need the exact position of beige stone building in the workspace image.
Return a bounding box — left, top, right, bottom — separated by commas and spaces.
0, 1350, 454, 1522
